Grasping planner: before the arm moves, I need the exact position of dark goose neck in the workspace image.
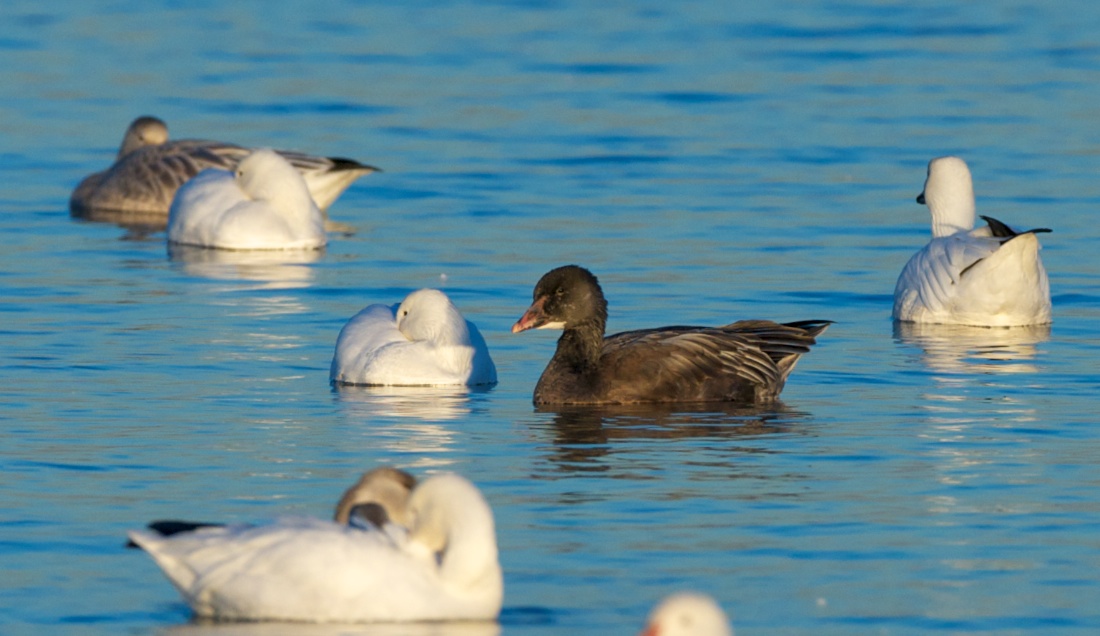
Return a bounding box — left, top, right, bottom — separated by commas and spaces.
554, 318, 606, 375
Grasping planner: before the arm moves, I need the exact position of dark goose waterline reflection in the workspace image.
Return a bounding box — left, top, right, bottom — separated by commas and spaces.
534, 402, 813, 474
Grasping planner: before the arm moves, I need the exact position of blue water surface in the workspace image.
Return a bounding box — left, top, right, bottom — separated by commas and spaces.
2, 1, 1100, 634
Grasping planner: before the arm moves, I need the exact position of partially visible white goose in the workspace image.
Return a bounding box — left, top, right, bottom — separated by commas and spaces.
128, 472, 503, 623
892, 156, 1052, 327
166, 149, 326, 251
71, 116, 378, 216
330, 289, 497, 387
640, 593, 733, 636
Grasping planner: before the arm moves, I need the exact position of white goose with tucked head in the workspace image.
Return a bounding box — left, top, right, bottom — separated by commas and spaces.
892, 156, 1052, 326
127, 472, 503, 623
640, 593, 733, 636
330, 289, 497, 386
166, 149, 326, 251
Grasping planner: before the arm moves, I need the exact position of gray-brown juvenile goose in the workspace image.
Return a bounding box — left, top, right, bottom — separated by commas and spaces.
512, 265, 829, 405
71, 115, 379, 216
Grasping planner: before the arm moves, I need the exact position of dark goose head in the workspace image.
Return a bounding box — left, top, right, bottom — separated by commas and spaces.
512, 265, 608, 335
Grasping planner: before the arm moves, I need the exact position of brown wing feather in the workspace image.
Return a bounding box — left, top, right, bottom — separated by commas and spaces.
596, 320, 828, 403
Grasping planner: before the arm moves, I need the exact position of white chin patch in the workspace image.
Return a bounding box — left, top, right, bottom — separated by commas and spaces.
536, 321, 566, 330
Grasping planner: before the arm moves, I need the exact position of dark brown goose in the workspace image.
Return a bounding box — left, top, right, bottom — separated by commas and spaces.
512, 265, 830, 405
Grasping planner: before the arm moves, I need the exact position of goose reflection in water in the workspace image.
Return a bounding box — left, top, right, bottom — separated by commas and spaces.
896, 322, 1049, 450
893, 322, 1051, 375
332, 386, 482, 470
334, 384, 493, 421
168, 243, 321, 290
73, 206, 358, 242
534, 403, 812, 474
71, 205, 168, 239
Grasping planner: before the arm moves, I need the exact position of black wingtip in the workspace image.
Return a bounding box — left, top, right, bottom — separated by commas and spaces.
329, 157, 382, 173
980, 215, 1052, 238
782, 319, 834, 338
980, 215, 1017, 238
125, 519, 224, 548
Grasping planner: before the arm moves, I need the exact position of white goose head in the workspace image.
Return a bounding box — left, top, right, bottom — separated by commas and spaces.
118, 116, 169, 157
395, 289, 472, 346
234, 149, 317, 216
641, 593, 733, 636
405, 473, 501, 595
918, 156, 976, 238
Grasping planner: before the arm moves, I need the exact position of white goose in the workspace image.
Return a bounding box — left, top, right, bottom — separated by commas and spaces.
892, 156, 1052, 326
71, 116, 377, 216
127, 471, 503, 623
330, 289, 498, 387
166, 149, 326, 251
640, 593, 733, 636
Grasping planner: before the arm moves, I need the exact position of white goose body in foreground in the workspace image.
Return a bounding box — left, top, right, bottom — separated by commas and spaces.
893, 156, 1052, 326
127, 472, 502, 623
166, 149, 326, 251
330, 289, 497, 386
71, 116, 377, 216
